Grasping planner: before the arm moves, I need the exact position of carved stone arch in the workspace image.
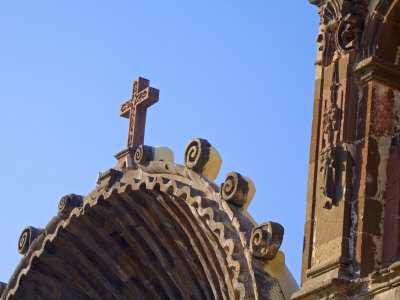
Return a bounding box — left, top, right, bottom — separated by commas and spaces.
2, 161, 293, 300
375, 0, 400, 64
359, 0, 400, 63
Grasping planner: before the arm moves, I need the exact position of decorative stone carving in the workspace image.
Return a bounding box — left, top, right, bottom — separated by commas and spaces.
321, 63, 343, 151
319, 0, 352, 26
2, 72, 301, 299
313, 0, 367, 66
184, 138, 222, 180
119, 77, 159, 149
221, 172, 255, 208
323, 103, 341, 133
323, 103, 342, 142
58, 194, 83, 218
18, 226, 45, 255
337, 13, 363, 52
134, 145, 174, 165
250, 222, 284, 261
3, 159, 299, 300
320, 146, 338, 206
134, 145, 154, 164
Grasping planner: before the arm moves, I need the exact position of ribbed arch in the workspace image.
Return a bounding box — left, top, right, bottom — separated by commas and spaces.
6, 178, 242, 300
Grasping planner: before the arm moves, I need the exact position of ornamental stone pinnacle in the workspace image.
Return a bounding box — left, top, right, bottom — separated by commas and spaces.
114, 77, 159, 169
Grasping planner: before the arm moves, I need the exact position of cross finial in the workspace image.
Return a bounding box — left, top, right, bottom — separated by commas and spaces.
120, 77, 159, 148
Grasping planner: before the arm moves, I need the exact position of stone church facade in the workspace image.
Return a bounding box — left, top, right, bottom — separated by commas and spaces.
2, 0, 400, 299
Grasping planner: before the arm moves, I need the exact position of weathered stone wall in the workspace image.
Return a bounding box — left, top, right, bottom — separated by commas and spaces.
293, 0, 400, 299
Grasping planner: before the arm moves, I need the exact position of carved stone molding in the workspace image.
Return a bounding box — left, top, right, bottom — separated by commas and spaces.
355, 56, 400, 90
305, 255, 352, 278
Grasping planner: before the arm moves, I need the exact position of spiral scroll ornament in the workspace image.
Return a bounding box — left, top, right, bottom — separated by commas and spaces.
58, 194, 83, 218
134, 145, 154, 165
18, 226, 44, 255
250, 222, 284, 261
184, 138, 211, 172
222, 172, 251, 207
18, 230, 29, 255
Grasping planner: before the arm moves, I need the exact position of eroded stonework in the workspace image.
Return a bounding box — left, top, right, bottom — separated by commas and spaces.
294, 0, 400, 299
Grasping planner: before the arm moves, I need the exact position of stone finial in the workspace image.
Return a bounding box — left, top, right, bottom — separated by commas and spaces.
184, 138, 222, 180
58, 194, 83, 218
18, 226, 45, 255
134, 145, 174, 165
221, 172, 255, 208
250, 222, 284, 261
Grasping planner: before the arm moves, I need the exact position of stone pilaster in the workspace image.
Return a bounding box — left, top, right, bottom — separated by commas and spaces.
294, 0, 400, 299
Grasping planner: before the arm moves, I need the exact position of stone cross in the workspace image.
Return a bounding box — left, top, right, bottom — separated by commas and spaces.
120, 77, 159, 148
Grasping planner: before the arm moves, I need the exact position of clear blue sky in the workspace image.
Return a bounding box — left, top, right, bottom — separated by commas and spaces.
0, 1, 319, 285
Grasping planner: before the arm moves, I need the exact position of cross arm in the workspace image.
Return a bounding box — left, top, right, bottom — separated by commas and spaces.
136, 87, 159, 108
119, 87, 159, 119
120, 100, 132, 118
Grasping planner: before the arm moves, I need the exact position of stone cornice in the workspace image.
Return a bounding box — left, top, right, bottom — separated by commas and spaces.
355, 56, 400, 90
291, 278, 355, 299
305, 256, 352, 278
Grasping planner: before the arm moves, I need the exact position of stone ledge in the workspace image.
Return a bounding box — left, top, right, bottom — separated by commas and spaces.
306, 256, 352, 278
355, 56, 400, 90
291, 278, 353, 300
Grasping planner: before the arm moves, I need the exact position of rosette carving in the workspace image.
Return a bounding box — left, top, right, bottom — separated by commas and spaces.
184, 138, 222, 180
134, 145, 154, 165
250, 222, 284, 261
58, 194, 83, 218
222, 172, 255, 207
18, 226, 44, 255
